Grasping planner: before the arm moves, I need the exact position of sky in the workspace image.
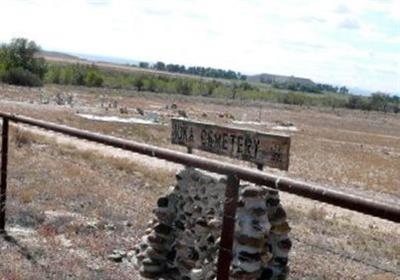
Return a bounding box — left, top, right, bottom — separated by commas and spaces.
0, 0, 399, 93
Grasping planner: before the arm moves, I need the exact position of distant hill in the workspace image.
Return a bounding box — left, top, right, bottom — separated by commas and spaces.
247, 73, 316, 86
38, 50, 80, 60
73, 53, 140, 66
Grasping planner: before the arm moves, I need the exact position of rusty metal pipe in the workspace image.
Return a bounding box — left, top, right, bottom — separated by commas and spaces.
1, 112, 399, 223
217, 175, 240, 279
0, 118, 9, 233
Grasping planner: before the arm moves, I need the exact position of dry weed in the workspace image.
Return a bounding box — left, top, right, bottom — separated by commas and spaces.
307, 205, 328, 221
366, 274, 398, 280
18, 188, 38, 204
10, 126, 35, 147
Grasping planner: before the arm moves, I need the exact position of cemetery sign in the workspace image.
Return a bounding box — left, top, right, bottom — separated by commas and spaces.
171, 118, 290, 170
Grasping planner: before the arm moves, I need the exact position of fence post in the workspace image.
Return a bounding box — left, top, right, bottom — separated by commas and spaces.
0, 118, 9, 233
217, 174, 240, 279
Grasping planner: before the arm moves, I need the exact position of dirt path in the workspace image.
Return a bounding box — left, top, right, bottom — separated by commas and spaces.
15, 124, 400, 236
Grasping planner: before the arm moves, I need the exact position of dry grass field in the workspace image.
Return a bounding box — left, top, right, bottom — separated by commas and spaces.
0, 83, 399, 279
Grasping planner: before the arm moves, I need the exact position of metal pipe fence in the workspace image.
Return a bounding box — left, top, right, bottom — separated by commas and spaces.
1, 112, 399, 225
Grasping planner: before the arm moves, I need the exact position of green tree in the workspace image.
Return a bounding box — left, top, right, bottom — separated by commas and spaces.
61, 67, 74, 84
85, 69, 103, 87
339, 86, 349, 94
139, 62, 149, 68
46, 65, 62, 84
346, 95, 370, 110
154, 61, 166, 71
71, 64, 87, 85
370, 93, 390, 112
0, 38, 47, 86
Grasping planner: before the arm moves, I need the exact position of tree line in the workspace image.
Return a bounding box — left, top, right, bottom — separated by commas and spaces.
346, 93, 400, 113
271, 81, 349, 95
46, 64, 104, 87
138, 61, 246, 80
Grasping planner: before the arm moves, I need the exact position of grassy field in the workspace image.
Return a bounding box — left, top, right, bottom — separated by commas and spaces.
0, 83, 399, 279
43, 56, 358, 110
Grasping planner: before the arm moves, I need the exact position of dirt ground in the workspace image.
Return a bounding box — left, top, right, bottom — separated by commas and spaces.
0, 84, 399, 280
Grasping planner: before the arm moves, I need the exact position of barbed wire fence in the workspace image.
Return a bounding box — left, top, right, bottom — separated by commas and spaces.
292, 236, 400, 277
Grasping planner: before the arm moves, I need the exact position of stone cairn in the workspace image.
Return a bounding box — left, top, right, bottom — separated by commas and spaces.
133, 168, 291, 279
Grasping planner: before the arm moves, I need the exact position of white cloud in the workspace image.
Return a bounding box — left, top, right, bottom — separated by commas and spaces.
338, 18, 360, 29
335, 3, 351, 14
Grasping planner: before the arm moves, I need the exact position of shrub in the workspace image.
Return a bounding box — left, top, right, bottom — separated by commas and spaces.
1, 67, 42, 87
175, 80, 192, 95
369, 93, 390, 112
346, 95, 370, 110
133, 76, 144, 91
282, 92, 307, 105
85, 70, 104, 87
143, 78, 157, 92
0, 63, 6, 78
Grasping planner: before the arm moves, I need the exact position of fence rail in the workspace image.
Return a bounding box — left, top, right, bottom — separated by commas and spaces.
0, 112, 399, 226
